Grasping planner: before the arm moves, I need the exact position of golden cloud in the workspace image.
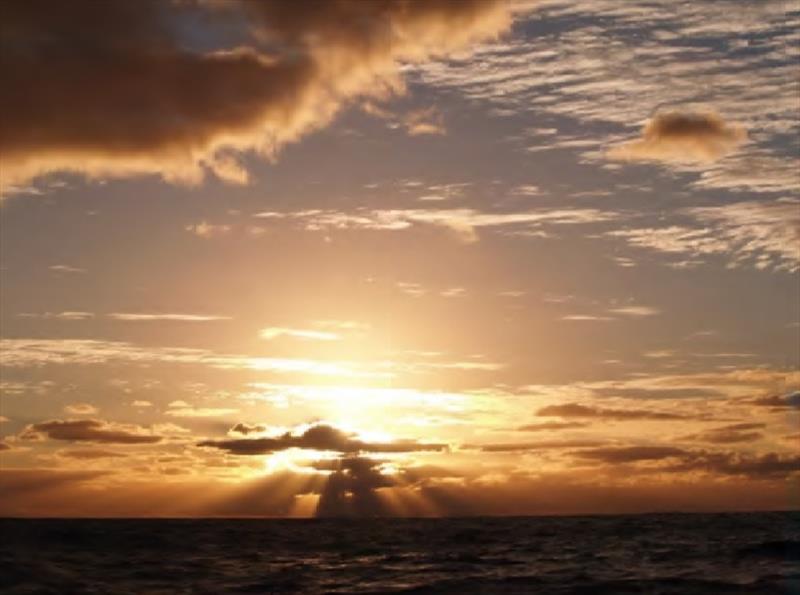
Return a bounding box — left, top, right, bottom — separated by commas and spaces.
608, 111, 747, 164
0, 0, 511, 193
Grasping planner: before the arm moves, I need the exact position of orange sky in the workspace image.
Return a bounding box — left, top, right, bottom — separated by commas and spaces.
1, 0, 798, 517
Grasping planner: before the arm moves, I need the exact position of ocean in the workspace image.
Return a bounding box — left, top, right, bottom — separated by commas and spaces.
1, 512, 798, 594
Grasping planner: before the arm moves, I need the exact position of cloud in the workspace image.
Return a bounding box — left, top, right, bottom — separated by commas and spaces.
58, 449, 128, 459
259, 327, 339, 341
608, 111, 747, 164
683, 423, 765, 445
607, 306, 661, 317
1, 0, 511, 192
229, 423, 267, 436
64, 403, 99, 415
21, 419, 161, 444
536, 403, 687, 421
131, 400, 153, 408
403, 107, 446, 136
751, 391, 800, 409
607, 198, 800, 273
108, 313, 231, 322
573, 444, 800, 480
49, 265, 86, 274
252, 206, 620, 243
472, 439, 607, 452
165, 403, 239, 418
516, 421, 589, 432
199, 422, 446, 455
575, 446, 688, 463
18, 311, 94, 321
0, 338, 389, 379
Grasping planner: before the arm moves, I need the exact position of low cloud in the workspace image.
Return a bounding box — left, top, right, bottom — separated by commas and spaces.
403, 107, 446, 136
537, 403, 687, 421
21, 419, 161, 444
574, 445, 800, 480
608, 111, 747, 164
199, 422, 446, 455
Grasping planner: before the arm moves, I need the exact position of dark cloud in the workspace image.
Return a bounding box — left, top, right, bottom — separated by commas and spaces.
683, 422, 765, 445
575, 446, 688, 463
751, 391, 800, 409
471, 439, 607, 453
590, 387, 723, 400
516, 421, 589, 432
229, 422, 267, 436
608, 110, 747, 164
199, 423, 446, 455
0, 441, 10, 451
574, 445, 800, 480
665, 451, 800, 480
22, 419, 161, 444
536, 403, 687, 421
0, 0, 510, 191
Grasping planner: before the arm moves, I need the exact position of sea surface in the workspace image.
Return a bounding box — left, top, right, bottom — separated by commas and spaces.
1, 512, 799, 594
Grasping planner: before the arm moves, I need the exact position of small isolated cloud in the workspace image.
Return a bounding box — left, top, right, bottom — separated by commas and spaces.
229, 423, 267, 436
403, 107, 446, 136
537, 403, 687, 421
49, 265, 86, 274
64, 403, 98, 415
21, 419, 161, 444
131, 400, 153, 408
199, 422, 446, 455
185, 222, 232, 239
608, 306, 660, 317
561, 315, 614, 322
608, 111, 746, 164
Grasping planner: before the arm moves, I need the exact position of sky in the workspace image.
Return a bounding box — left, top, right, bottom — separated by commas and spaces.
0, 0, 798, 517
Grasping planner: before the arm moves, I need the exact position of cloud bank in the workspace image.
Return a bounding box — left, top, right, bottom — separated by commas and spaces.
0, 0, 511, 192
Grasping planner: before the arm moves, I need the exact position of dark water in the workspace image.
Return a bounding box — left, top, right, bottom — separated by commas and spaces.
1, 513, 799, 594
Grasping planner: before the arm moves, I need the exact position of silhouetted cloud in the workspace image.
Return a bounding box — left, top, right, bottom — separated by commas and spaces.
199, 423, 446, 455
536, 403, 687, 421
21, 419, 161, 444
751, 391, 800, 409
230, 423, 267, 436
575, 446, 688, 463
1, 0, 511, 191
683, 423, 765, 445
575, 445, 800, 480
